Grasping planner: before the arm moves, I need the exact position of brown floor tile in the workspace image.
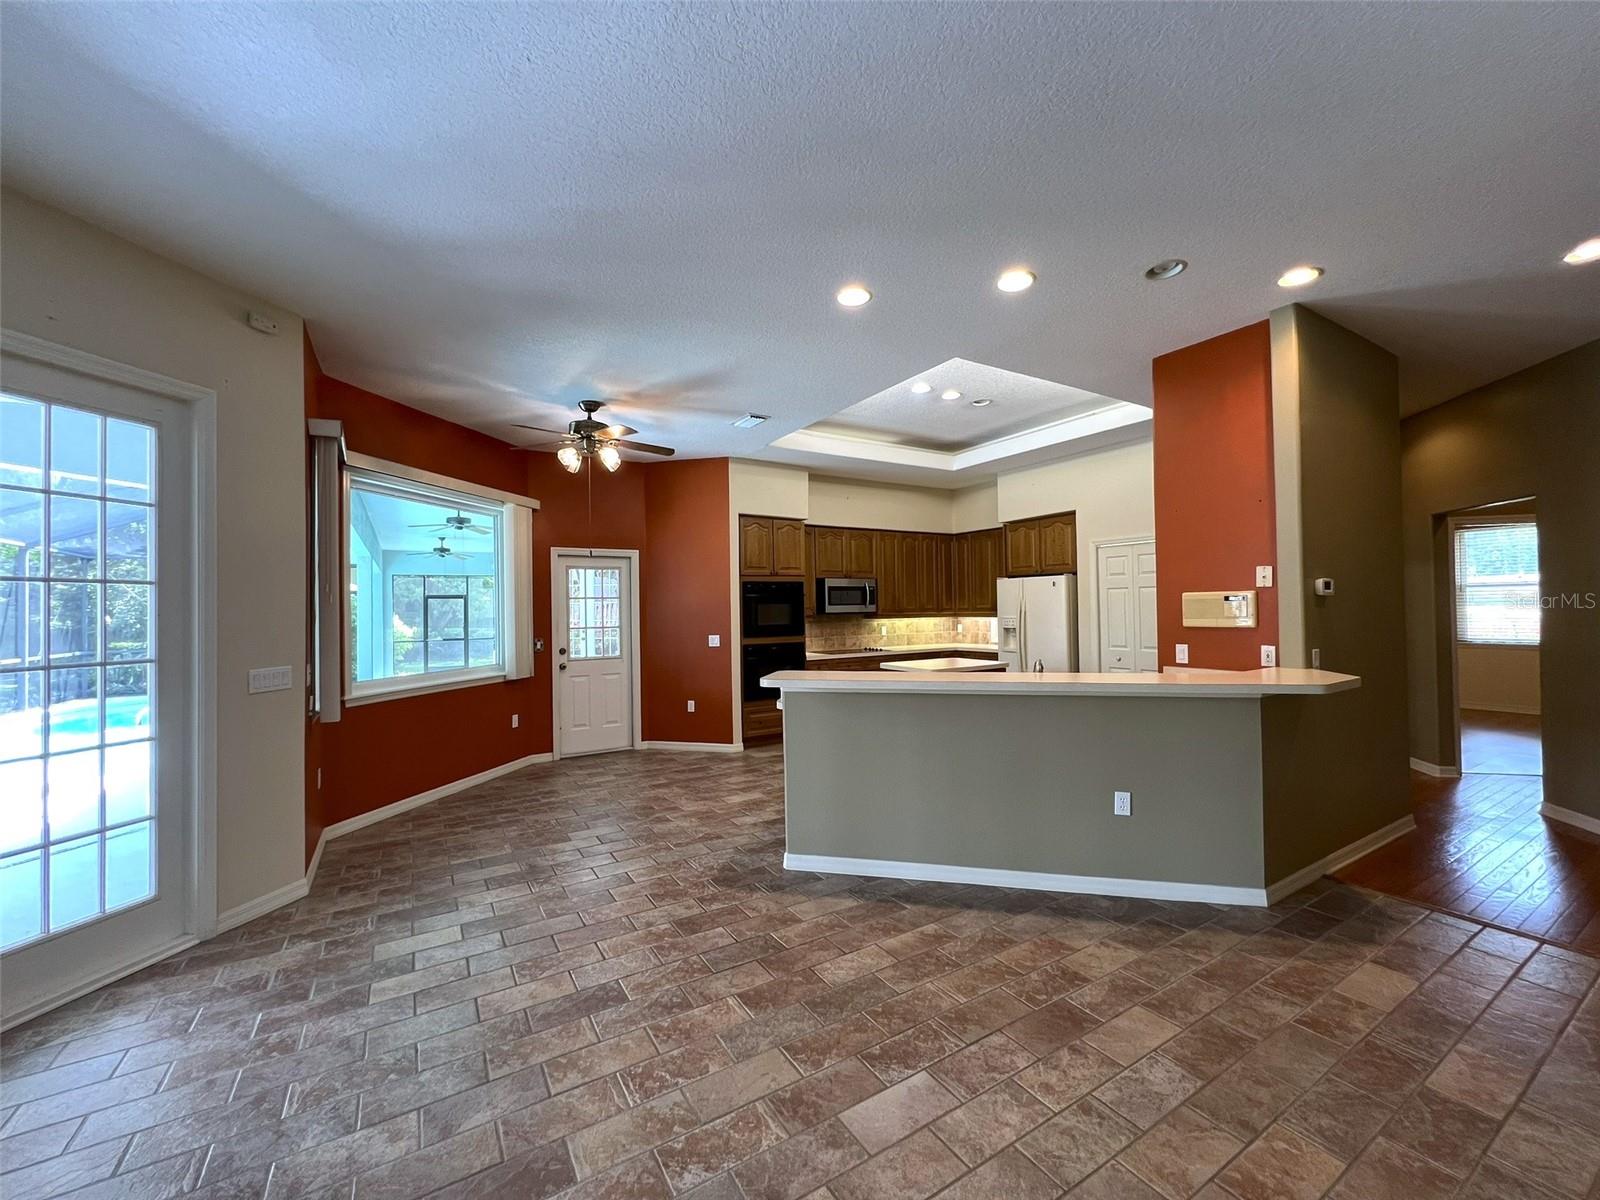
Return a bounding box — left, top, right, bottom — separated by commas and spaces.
1091, 1053, 1201, 1130
733, 1117, 867, 1200
1068, 1160, 1167, 1199
1280, 1074, 1394, 1161
1083, 1007, 1181, 1067
932, 1078, 1052, 1166
858, 1020, 965, 1085
928, 1031, 1036, 1100
837, 1070, 959, 1153
1215, 1123, 1344, 1200
654, 1102, 788, 1193
1018, 1097, 1139, 1188
1380, 1084, 1500, 1177
682, 1047, 801, 1122
768, 1057, 885, 1134
1016, 1040, 1125, 1111
1116, 1104, 1243, 1200
1326, 1135, 1461, 1200
829, 1128, 966, 1200
934, 1146, 1062, 1200
1487, 1104, 1600, 1198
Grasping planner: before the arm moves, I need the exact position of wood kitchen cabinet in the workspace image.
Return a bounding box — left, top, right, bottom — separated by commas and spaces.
772, 518, 806, 576
790, 521, 1008, 616
951, 527, 1003, 614
739, 515, 806, 577
1003, 512, 1075, 576
811, 526, 877, 579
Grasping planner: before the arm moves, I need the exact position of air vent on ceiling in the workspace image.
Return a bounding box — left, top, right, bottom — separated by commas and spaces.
731, 413, 770, 428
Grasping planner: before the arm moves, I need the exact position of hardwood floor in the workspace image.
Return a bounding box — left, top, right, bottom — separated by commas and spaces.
1336, 771, 1600, 956
1460, 708, 1542, 776
7, 747, 1600, 1198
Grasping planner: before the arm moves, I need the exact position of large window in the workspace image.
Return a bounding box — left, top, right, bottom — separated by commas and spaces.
347, 470, 509, 696
1454, 521, 1539, 646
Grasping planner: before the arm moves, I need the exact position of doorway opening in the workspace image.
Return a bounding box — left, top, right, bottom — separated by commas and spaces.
1449, 500, 1542, 777
551, 548, 640, 758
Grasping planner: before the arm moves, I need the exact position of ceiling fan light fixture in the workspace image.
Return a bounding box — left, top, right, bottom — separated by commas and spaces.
556, 445, 583, 473
597, 444, 622, 472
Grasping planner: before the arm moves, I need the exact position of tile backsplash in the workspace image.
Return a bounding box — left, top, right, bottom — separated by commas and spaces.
806, 614, 999, 651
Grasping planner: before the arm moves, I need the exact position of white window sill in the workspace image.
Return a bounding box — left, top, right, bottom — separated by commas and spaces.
345, 668, 513, 707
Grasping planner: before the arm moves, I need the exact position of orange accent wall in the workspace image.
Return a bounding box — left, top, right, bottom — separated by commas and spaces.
1152, 321, 1278, 670
303, 351, 732, 853
642, 460, 734, 744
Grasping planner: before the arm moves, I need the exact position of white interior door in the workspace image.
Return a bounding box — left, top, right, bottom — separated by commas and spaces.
555, 554, 634, 756
1098, 540, 1156, 672
1, 376, 195, 1025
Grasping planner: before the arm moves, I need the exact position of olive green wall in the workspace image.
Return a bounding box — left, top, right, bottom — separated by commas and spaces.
1401, 340, 1600, 817
1268, 306, 1412, 859
782, 691, 1268, 889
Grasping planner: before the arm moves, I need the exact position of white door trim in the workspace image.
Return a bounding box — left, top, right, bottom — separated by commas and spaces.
549, 547, 643, 760
0, 329, 220, 1023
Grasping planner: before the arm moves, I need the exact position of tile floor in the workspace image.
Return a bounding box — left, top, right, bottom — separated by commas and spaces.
4, 745, 1600, 1200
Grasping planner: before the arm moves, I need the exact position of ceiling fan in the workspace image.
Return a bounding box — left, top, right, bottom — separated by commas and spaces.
513, 399, 675, 473
403, 536, 477, 561
408, 510, 492, 536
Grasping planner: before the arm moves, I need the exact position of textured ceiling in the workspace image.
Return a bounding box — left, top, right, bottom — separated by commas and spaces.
3, 2, 1598, 478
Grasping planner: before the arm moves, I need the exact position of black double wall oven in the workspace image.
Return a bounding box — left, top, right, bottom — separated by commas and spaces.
741, 580, 806, 702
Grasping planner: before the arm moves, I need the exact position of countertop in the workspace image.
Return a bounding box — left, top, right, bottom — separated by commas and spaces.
879, 656, 1011, 673
804, 642, 999, 662
762, 667, 1361, 697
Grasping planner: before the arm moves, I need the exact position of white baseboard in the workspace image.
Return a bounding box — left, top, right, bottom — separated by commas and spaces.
1542, 803, 1600, 836
321, 752, 554, 841
216, 875, 312, 935
1265, 814, 1418, 904
0, 934, 198, 1033
639, 741, 745, 753
1410, 757, 1461, 778
783, 852, 1271, 907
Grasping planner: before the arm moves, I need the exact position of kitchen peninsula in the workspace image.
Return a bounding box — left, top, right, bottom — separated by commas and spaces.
764, 667, 1411, 906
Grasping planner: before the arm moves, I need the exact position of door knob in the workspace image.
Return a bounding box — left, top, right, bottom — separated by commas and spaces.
558, 663, 567, 671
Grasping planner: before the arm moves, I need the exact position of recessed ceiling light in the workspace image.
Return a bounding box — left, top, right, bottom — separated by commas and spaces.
941, 389, 962, 401
910, 381, 932, 394
835, 284, 872, 308
730, 413, 769, 428
1562, 237, 1600, 265
1277, 265, 1325, 288
996, 268, 1036, 293
1144, 259, 1188, 281
970, 398, 993, 408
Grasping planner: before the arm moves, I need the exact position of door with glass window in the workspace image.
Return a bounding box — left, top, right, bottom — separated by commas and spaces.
1, 379, 193, 1025
555, 554, 634, 756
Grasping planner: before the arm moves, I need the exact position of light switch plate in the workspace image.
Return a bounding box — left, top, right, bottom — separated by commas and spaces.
1260, 644, 1277, 667
1175, 643, 1189, 664
707, 634, 720, 647
1255, 565, 1273, 587
248, 666, 293, 694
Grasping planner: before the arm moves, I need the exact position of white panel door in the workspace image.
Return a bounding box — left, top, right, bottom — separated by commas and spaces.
1, 376, 195, 1027
1098, 541, 1155, 672
556, 555, 633, 756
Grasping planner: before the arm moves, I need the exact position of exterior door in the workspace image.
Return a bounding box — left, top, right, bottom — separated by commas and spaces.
1, 377, 195, 1025
555, 554, 634, 756
1098, 539, 1157, 672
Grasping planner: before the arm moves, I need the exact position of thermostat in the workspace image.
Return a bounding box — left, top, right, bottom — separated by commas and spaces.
1314, 578, 1335, 596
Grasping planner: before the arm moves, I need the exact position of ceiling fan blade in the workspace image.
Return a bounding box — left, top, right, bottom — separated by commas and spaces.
609, 439, 676, 457
511, 423, 572, 436
510, 441, 571, 452
602, 423, 638, 438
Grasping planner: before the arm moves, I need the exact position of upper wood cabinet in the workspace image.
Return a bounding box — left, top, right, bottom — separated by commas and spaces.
739, 515, 775, 576
812, 526, 847, 577
810, 526, 877, 579
739, 514, 806, 577
772, 519, 806, 576
1003, 512, 1075, 576
952, 527, 1003, 614
1005, 521, 1041, 576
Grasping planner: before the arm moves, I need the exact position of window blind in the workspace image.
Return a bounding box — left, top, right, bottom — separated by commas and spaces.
1453, 522, 1539, 646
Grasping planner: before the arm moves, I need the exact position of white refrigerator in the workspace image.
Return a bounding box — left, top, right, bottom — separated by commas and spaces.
996, 574, 1079, 672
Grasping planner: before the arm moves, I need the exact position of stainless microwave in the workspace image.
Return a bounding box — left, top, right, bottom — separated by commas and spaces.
818, 577, 877, 614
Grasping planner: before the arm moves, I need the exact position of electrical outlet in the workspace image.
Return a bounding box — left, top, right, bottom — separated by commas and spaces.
1175, 643, 1189, 664
1113, 791, 1132, 817
1312, 648, 1321, 668
880, 625, 887, 637
1256, 565, 1274, 588
707, 634, 720, 647
511, 714, 519, 728
1261, 644, 1277, 667
687, 700, 696, 713
956, 621, 964, 634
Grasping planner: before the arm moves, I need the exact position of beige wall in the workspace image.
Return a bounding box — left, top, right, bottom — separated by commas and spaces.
1401, 340, 1600, 816
1457, 645, 1541, 714
729, 459, 809, 519
1, 190, 307, 916
808, 475, 956, 532
1268, 305, 1411, 850
997, 440, 1156, 671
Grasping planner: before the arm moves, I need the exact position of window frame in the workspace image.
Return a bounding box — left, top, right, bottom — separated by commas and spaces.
341, 462, 531, 706
1450, 516, 1540, 649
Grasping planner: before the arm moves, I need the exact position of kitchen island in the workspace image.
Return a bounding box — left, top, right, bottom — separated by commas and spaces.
763, 667, 1411, 906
